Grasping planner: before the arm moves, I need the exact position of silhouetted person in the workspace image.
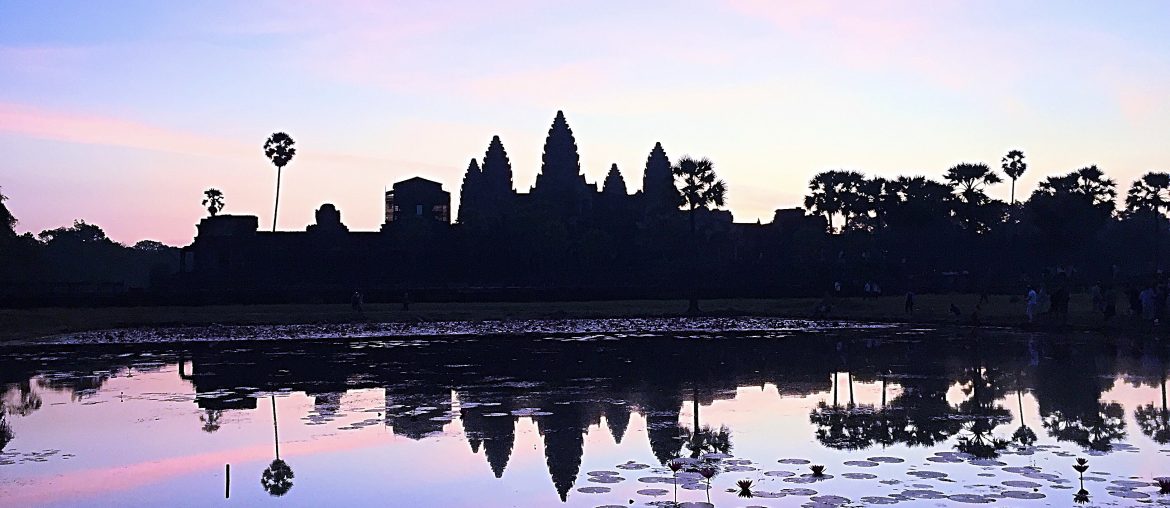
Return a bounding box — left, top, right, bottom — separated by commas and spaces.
1102, 285, 1117, 321
813, 293, 833, 319
1090, 282, 1104, 313
1140, 285, 1156, 321
1026, 286, 1038, 323
1125, 286, 1138, 317
904, 291, 915, 314
351, 291, 363, 314
401, 291, 411, 311
1051, 286, 1069, 325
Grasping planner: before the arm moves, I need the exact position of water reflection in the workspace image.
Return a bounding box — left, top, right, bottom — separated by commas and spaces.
0, 328, 1168, 505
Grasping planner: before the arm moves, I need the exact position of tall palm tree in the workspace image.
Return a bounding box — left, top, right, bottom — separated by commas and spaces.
201, 188, 225, 217
672, 156, 727, 314
263, 132, 297, 232
1001, 150, 1026, 205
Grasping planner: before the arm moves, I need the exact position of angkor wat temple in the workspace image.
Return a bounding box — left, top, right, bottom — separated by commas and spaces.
178, 111, 827, 303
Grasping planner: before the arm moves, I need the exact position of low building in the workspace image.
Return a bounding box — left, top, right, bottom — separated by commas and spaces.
385, 177, 450, 225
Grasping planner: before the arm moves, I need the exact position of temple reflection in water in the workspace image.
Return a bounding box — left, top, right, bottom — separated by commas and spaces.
2, 328, 1168, 502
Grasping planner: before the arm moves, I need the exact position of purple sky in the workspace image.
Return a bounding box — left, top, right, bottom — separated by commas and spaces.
2, 1, 1169, 245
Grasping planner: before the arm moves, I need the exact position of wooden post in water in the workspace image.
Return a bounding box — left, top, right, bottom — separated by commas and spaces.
225, 464, 230, 498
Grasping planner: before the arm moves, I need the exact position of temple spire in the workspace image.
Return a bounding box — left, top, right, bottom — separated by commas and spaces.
457, 158, 482, 225
601, 164, 627, 196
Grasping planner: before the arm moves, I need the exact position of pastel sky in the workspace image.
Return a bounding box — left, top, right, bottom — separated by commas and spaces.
2, 1, 1169, 245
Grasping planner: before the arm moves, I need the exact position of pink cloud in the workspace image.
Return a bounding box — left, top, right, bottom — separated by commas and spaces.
0, 102, 251, 159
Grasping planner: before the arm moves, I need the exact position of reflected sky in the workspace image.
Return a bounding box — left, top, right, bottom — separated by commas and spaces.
2, 328, 1169, 506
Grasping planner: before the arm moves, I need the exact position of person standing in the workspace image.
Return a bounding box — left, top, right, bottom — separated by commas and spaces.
904, 291, 915, 314
1026, 286, 1038, 323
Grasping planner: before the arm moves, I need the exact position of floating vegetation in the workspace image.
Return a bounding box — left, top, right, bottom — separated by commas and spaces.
809, 464, 826, 477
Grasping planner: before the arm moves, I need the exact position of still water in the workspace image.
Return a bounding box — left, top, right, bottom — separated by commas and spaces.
1, 326, 1169, 507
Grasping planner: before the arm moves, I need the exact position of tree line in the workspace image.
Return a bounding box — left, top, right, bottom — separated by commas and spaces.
799, 152, 1168, 295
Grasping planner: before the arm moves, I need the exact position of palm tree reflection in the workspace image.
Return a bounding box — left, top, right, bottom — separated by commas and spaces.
0, 406, 12, 452
1011, 374, 1037, 447
954, 367, 1011, 458
1134, 366, 1170, 444
683, 389, 732, 458
261, 395, 295, 496
200, 409, 222, 433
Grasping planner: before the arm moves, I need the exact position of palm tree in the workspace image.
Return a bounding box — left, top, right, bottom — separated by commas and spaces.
672, 156, 727, 314
1035, 166, 1117, 209
202, 188, 225, 217
1001, 150, 1026, 205
945, 163, 1003, 233
263, 132, 297, 232
1125, 172, 1170, 269
945, 163, 1002, 205
673, 156, 727, 234
804, 170, 865, 232
261, 394, 295, 496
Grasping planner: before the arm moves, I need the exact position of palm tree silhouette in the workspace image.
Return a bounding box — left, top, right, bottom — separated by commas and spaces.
1001, 150, 1026, 205
202, 188, 225, 217
1125, 172, 1170, 269
946, 163, 1002, 205
672, 156, 727, 314
804, 170, 865, 232
261, 395, 294, 496
263, 132, 297, 232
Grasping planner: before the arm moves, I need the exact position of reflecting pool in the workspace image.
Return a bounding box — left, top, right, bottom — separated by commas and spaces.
2, 325, 1169, 507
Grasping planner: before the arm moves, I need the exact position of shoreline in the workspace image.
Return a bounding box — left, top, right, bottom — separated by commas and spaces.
0, 294, 1153, 346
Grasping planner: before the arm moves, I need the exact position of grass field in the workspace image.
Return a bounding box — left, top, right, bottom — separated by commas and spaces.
0, 293, 1151, 343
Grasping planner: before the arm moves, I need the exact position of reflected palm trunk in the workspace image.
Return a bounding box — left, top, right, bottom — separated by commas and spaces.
693, 388, 700, 439
881, 373, 887, 408
261, 394, 295, 496
1135, 366, 1170, 444
848, 372, 855, 406
833, 372, 839, 407
272, 394, 280, 460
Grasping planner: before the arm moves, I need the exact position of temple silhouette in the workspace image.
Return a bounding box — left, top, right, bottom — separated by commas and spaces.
175, 111, 804, 303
